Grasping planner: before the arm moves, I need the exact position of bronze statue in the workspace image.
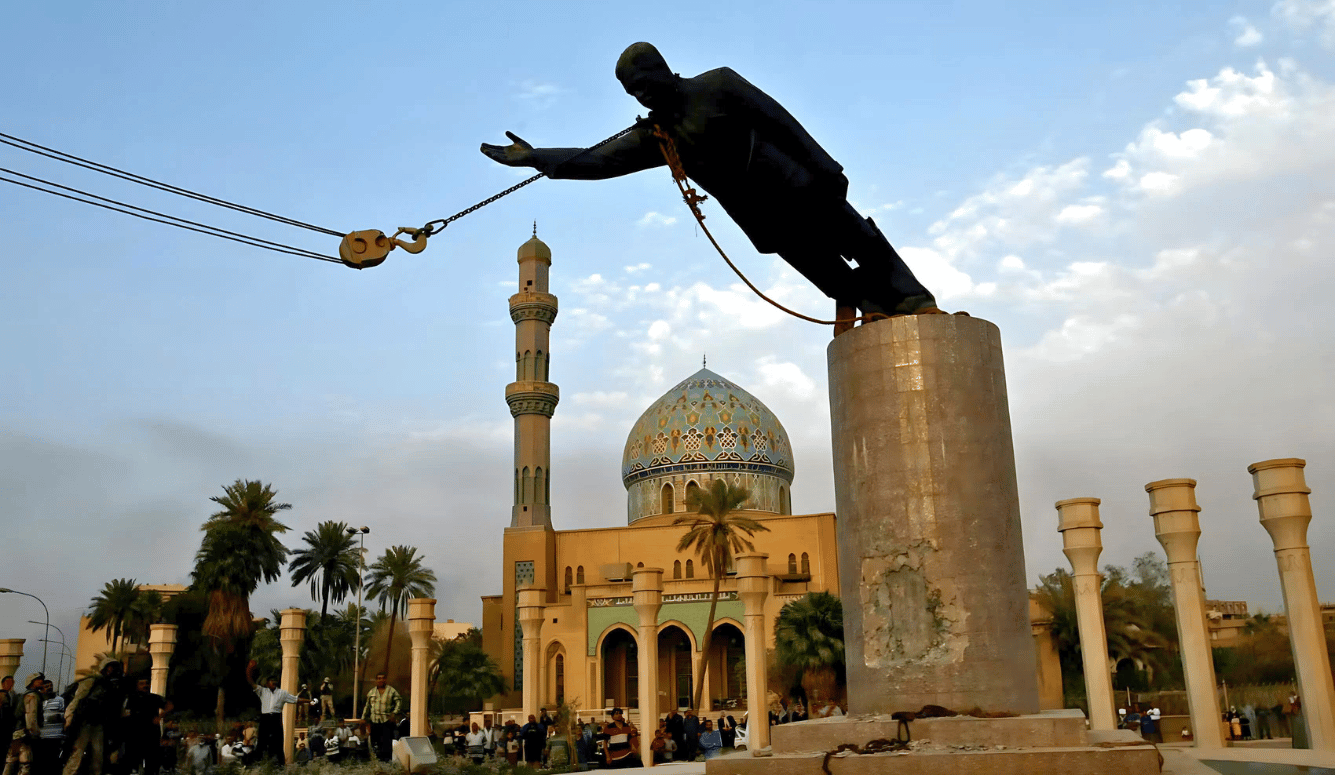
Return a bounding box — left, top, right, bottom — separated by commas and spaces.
481, 42, 939, 317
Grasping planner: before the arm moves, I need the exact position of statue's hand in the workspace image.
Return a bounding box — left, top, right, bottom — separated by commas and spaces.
480, 131, 535, 167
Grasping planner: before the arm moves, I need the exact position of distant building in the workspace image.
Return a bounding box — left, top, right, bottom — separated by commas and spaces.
1206, 599, 1250, 646
74, 583, 187, 672
433, 619, 474, 642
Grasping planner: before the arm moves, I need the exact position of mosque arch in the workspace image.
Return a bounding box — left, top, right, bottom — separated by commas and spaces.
673, 560, 682, 579
564, 566, 573, 593
686, 559, 694, 578
523, 350, 533, 380
545, 640, 568, 706
576, 566, 585, 584
801, 552, 810, 575
788, 554, 798, 574
657, 623, 697, 711
536, 350, 545, 382
514, 469, 520, 504
637, 562, 644, 568
685, 480, 701, 509
521, 467, 531, 504
661, 482, 675, 514
707, 620, 747, 705
598, 625, 640, 710
515, 351, 522, 380
534, 467, 546, 505
545, 466, 551, 504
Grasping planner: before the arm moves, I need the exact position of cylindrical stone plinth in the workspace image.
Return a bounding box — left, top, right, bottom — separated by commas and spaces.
828, 315, 1038, 715
1249, 459, 1335, 751
1146, 479, 1224, 748
279, 609, 307, 764
0, 640, 24, 682
148, 625, 177, 697
736, 554, 771, 751
407, 598, 436, 738
517, 586, 545, 720
1056, 498, 1117, 730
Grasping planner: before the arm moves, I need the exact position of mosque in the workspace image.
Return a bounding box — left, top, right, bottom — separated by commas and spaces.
478, 232, 1062, 720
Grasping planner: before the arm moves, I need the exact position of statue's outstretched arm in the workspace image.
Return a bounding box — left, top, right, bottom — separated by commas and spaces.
481, 126, 664, 181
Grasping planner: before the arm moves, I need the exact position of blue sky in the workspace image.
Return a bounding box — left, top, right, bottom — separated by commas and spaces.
4, 0, 1335, 683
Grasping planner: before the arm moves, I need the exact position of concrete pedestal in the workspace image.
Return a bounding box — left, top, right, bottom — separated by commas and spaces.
0, 640, 24, 683
827, 315, 1038, 714
147, 625, 177, 697
407, 599, 436, 738
279, 609, 307, 764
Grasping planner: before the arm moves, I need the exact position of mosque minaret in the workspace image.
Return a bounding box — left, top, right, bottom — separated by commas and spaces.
506, 227, 559, 528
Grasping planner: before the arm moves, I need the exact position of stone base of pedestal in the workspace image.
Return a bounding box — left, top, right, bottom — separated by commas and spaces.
708, 712, 1161, 775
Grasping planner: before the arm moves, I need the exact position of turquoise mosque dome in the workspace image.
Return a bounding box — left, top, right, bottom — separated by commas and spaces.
621, 368, 795, 523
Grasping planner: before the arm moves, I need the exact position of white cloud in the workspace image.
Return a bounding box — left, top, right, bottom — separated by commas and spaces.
624, 262, 652, 273
1175, 62, 1283, 118
754, 356, 816, 400
636, 212, 677, 228
1231, 16, 1264, 47
514, 80, 563, 108
1054, 203, 1104, 224
1273, 0, 1335, 49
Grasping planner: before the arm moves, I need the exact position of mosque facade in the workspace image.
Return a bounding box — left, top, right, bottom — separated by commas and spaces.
479, 233, 1062, 720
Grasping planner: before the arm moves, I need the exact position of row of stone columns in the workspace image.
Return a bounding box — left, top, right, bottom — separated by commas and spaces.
1056, 458, 1335, 751
516, 553, 773, 762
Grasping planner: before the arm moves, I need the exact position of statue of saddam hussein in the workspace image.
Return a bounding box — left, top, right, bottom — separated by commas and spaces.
482, 42, 941, 318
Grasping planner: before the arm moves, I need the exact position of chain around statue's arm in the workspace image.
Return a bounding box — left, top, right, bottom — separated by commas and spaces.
531, 123, 664, 180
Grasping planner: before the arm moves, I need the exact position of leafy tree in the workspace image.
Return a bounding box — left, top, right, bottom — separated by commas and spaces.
365, 545, 437, 675
432, 628, 505, 713
87, 578, 145, 654
774, 592, 845, 705
675, 478, 769, 710
192, 479, 292, 730
288, 521, 361, 617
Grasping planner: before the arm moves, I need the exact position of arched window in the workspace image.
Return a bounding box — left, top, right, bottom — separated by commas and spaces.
576, 566, 585, 584
686, 480, 701, 510
542, 351, 550, 380
788, 553, 798, 574
801, 552, 810, 575
686, 559, 694, 578
521, 467, 531, 504
545, 466, 551, 504
637, 562, 644, 568
515, 351, 522, 380
523, 350, 533, 379
536, 350, 545, 382
564, 566, 573, 592
555, 654, 565, 704
661, 482, 675, 514
534, 467, 545, 505
514, 468, 520, 504
673, 560, 682, 579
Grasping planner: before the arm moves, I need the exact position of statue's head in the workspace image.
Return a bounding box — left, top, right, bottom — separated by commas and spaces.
616, 42, 676, 111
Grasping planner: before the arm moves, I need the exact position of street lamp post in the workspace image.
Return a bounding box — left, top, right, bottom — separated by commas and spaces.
39, 640, 72, 689
1, 588, 49, 674
30, 621, 67, 686
346, 526, 371, 721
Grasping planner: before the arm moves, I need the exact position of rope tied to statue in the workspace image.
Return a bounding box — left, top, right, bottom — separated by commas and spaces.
649, 124, 887, 329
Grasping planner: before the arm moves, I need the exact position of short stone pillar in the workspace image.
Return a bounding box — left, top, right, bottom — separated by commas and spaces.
1248, 459, 1335, 751
1056, 498, 1117, 730
279, 609, 307, 764
0, 640, 23, 683
827, 315, 1038, 714
517, 585, 546, 721
735, 553, 771, 752
147, 625, 177, 697
1146, 479, 1224, 748
407, 598, 436, 738
633, 567, 663, 745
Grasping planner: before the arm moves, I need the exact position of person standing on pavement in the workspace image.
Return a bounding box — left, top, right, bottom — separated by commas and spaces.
3, 673, 45, 775
682, 709, 700, 762
360, 674, 402, 763
120, 677, 167, 775
37, 681, 63, 775
246, 661, 299, 763
317, 680, 335, 723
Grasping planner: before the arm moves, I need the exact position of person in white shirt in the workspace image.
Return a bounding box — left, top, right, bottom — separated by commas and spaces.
246, 660, 299, 763
219, 738, 238, 765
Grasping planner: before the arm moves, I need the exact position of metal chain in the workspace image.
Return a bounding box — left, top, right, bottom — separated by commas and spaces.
418, 124, 639, 236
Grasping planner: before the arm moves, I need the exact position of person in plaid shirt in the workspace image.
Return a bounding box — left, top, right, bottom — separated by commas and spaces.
360, 673, 403, 762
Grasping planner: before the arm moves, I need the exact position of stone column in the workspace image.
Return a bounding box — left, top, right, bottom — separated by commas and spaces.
0, 640, 23, 683
736, 553, 771, 752
407, 599, 436, 738
517, 585, 546, 720
633, 567, 663, 748
279, 609, 307, 764
148, 625, 177, 697
1056, 497, 1117, 730
1248, 459, 1335, 751
1146, 479, 1224, 748
827, 315, 1038, 714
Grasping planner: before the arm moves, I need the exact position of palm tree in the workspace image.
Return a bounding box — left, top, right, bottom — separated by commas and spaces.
433, 632, 506, 711
87, 578, 143, 654
122, 590, 165, 650
774, 592, 845, 705
192, 479, 291, 730
365, 545, 437, 675
675, 478, 769, 710
289, 521, 361, 616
